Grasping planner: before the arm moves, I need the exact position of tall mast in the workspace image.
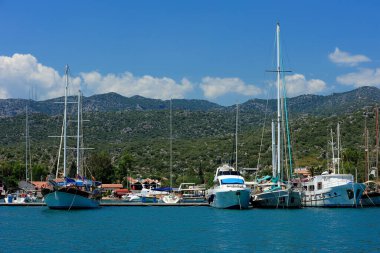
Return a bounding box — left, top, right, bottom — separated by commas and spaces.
276, 23, 281, 181
63, 65, 69, 177
364, 110, 369, 181
25, 105, 28, 181
337, 123, 340, 174
331, 128, 335, 174
76, 90, 81, 176
235, 103, 238, 170
376, 106, 379, 180
366, 128, 370, 181
169, 99, 173, 188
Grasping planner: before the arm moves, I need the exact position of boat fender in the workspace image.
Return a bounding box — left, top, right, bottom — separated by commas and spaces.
208, 194, 215, 204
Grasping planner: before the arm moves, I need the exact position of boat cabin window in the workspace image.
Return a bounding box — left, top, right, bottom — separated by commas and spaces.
308, 185, 315, 191
346, 189, 354, 199
218, 171, 241, 176
220, 178, 244, 185
317, 182, 322, 190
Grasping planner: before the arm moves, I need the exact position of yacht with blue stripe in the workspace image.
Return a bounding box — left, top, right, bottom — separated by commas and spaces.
206, 164, 251, 209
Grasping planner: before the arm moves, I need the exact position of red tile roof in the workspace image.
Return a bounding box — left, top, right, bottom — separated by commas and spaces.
102, 184, 123, 189
32, 181, 48, 189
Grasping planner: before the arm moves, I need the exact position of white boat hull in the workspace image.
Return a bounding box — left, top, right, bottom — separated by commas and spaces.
303, 182, 365, 207
122, 194, 142, 202
4, 193, 33, 204
44, 191, 100, 209
252, 189, 302, 208
207, 188, 251, 209
162, 194, 180, 204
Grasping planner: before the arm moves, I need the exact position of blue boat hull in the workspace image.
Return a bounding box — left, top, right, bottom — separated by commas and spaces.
208, 188, 251, 209
44, 190, 100, 209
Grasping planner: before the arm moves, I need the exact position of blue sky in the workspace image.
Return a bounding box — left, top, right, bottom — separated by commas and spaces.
0, 0, 379, 105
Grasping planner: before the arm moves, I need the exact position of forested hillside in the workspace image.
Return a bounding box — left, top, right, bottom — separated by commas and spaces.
0, 86, 379, 188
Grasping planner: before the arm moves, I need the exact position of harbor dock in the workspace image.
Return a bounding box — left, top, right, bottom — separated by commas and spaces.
0, 202, 209, 207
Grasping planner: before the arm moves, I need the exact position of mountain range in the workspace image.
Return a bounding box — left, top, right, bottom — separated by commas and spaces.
1, 86, 379, 117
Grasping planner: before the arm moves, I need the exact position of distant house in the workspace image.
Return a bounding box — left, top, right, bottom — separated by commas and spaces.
102, 184, 123, 191
32, 181, 47, 190
102, 183, 125, 197
294, 167, 311, 177
240, 168, 259, 175
125, 177, 162, 191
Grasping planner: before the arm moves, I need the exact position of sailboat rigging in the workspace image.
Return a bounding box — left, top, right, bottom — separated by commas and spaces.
42, 65, 102, 209
302, 123, 365, 207
206, 102, 251, 209
251, 23, 302, 208
162, 99, 180, 203
361, 106, 380, 206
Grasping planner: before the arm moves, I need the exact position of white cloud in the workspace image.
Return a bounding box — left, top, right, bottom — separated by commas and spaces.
284, 74, 327, 97
81, 71, 193, 100
200, 77, 261, 99
0, 53, 193, 100
328, 47, 370, 67
0, 53, 327, 102
336, 68, 380, 87
0, 54, 65, 99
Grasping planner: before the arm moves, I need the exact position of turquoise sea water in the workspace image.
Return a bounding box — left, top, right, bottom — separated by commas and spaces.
1, 206, 379, 253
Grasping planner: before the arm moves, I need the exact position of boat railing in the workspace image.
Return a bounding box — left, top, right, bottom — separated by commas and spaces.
309, 178, 353, 189
222, 184, 246, 189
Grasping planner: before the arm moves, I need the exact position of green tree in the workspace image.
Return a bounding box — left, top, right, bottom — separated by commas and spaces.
0, 161, 24, 189
117, 151, 134, 187
32, 164, 49, 181
87, 151, 114, 183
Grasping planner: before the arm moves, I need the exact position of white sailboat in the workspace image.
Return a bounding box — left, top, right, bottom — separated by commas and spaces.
361, 106, 380, 206
5, 105, 36, 204
42, 65, 102, 209
162, 99, 180, 204
251, 23, 302, 208
206, 104, 251, 209
302, 123, 365, 207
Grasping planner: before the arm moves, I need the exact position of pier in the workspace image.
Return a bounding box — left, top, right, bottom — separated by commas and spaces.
0, 202, 209, 207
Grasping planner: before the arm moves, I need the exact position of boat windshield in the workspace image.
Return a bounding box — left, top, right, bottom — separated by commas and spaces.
221, 178, 244, 185
218, 171, 240, 176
